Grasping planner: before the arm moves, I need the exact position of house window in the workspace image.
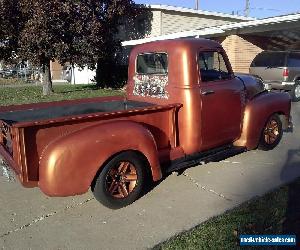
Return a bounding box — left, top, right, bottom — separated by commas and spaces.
136, 18, 146, 34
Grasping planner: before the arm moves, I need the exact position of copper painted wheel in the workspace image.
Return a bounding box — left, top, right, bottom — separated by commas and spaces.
263, 119, 280, 145
259, 114, 282, 151
92, 151, 147, 209
105, 161, 138, 199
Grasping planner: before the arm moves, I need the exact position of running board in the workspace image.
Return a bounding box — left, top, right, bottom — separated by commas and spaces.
165, 145, 246, 174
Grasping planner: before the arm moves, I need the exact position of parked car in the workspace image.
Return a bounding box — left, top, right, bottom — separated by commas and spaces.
2, 68, 18, 78
0, 38, 292, 209
250, 51, 300, 101
0, 68, 30, 79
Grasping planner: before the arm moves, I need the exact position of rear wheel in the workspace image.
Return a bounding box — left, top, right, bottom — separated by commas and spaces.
290, 81, 300, 102
92, 151, 147, 209
259, 114, 283, 151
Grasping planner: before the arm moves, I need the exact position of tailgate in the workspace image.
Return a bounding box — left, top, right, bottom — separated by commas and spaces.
0, 120, 22, 177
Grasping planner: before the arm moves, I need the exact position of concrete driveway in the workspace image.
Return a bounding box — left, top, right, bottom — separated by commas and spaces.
1, 103, 300, 250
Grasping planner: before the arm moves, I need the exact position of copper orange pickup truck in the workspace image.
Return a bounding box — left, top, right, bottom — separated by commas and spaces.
0, 39, 292, 209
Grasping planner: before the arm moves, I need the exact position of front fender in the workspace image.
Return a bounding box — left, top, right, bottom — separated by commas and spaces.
234, 91, 291, 149
39, 120, 161, 196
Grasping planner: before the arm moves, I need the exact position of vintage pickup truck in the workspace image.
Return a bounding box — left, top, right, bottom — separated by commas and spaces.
0, 38, 292, 209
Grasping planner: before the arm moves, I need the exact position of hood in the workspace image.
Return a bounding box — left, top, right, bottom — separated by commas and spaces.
235, 73, 265, 99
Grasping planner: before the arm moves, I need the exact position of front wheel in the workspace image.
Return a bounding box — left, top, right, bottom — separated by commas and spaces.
289, 81, 300, 102
92, 151, 147, 209
258, 114, 283, 151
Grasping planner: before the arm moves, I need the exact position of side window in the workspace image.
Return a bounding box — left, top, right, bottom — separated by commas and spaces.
136, 53, 168, 74
251, 52, 286, 67
199, 51, 231, 82
288, 53, 300, 67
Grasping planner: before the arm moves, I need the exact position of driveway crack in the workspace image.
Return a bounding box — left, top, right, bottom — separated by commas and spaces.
0, 198, 94, 238
182, 172, 232, 201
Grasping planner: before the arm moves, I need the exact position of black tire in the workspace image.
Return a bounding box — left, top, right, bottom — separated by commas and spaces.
289, 81, 300, 102
258, 114, 283, 151
92, 151, 147, 209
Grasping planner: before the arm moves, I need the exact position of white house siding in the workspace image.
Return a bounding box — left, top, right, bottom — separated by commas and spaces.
149, 11, 162, 37
161, 11, 239, 35
71, 67, 96, 85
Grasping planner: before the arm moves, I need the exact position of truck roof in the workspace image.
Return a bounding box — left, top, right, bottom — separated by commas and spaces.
131, 38, 222, 54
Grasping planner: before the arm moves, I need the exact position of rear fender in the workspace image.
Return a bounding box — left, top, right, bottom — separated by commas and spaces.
234, 92, 291, 149
39, 120, 161, 196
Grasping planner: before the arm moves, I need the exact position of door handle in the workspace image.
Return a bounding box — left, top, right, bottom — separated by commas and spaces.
201, 90, 215, 95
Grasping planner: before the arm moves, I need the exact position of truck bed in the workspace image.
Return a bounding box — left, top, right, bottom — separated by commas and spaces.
0, 100, 153, 125
0, 97, 180, 186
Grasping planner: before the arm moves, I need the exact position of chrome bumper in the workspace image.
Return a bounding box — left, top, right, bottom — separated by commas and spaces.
264, 81, 294, 91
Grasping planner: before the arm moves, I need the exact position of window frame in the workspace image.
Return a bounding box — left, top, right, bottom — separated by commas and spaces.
197, 50, 233, 83
135, 52, 169, 76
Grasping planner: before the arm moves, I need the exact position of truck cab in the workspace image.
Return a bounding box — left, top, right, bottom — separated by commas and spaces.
127, 39, 291, 154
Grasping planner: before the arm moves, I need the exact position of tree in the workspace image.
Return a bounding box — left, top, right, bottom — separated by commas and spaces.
19, 0, 101, 95
0, 0, 84, 94
0, 0, 152, 94
87, 1, 152, 88
0, 0, 24, 61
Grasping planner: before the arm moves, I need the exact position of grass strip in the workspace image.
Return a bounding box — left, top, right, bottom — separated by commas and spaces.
0, 84, 122, 106
155, 178, 300, 250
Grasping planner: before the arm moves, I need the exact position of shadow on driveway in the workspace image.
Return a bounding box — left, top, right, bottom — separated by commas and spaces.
280, 147, 300, 247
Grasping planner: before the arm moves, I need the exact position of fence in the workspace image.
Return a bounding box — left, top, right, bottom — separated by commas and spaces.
0, 68, 40, 82
0, 68, 73, 85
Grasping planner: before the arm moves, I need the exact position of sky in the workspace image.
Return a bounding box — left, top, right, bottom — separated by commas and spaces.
134, 0, 299, 19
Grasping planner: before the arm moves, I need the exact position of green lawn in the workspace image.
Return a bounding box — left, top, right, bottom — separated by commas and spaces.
154, 178, 300, 250
0, 84, 123, 106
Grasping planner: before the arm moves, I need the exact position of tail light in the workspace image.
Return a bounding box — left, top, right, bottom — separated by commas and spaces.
283, 68, 289, 77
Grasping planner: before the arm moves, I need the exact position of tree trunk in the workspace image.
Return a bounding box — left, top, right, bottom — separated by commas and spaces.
42, 61, 53, 95
95, 59, 103, 88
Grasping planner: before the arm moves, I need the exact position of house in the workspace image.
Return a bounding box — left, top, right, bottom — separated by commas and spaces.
137, 5, 253, 38
51, 5, 253, 84
123, 10, 300, 74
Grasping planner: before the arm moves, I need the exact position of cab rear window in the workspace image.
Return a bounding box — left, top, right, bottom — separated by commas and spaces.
136, 53, 168, 74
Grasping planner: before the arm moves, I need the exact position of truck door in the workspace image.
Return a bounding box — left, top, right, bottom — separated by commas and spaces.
198, 51, 244, 150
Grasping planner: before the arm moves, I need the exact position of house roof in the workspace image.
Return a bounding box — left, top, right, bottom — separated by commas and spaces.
122, 12, 300, 46
208, 12, 300, 32
150, 5, 254, 21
